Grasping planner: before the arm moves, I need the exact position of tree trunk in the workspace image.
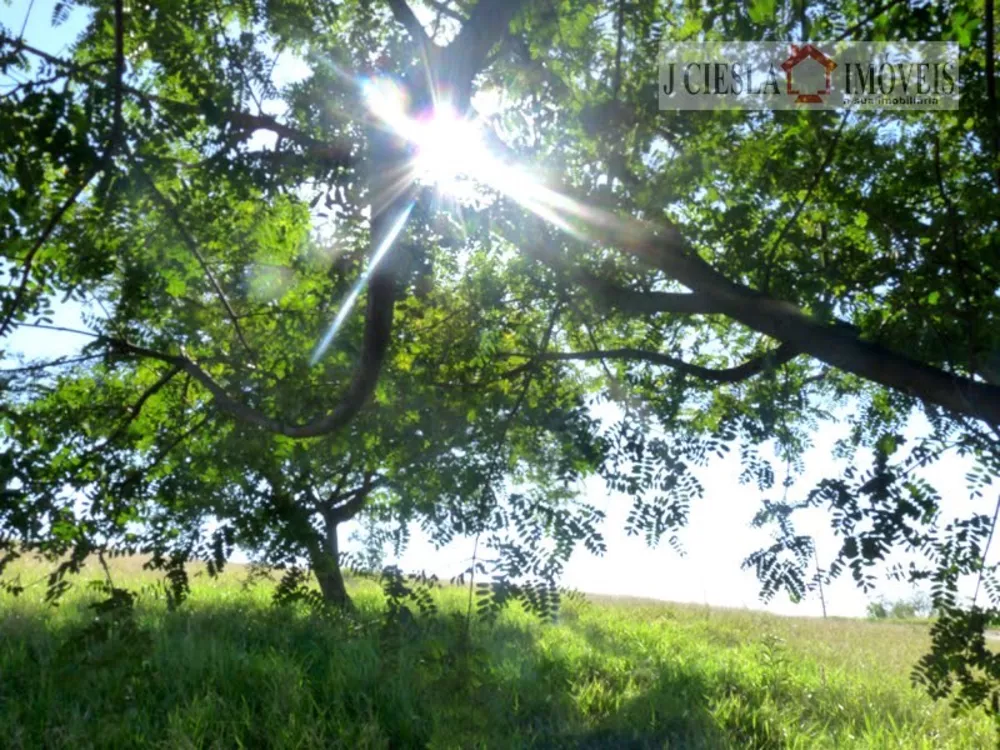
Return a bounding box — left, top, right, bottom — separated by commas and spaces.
310, 516, 351, 608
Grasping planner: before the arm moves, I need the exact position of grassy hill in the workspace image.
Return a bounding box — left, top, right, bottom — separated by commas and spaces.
0, 556, 994, 748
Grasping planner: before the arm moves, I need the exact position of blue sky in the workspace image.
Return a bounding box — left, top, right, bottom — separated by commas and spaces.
4, 0, 991, 618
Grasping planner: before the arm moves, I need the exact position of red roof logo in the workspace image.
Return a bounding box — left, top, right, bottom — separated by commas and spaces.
781, 44, 837, 104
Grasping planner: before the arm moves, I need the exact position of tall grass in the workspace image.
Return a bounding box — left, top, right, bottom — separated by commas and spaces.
0, 557, 994, 748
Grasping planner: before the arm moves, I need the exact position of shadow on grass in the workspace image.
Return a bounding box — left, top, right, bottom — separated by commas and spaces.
0, 597, 965, 749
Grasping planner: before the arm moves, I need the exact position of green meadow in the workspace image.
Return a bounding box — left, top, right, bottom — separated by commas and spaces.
0, 557, 994, 749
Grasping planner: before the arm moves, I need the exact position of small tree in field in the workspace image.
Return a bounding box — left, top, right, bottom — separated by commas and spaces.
867, 593, 934, 621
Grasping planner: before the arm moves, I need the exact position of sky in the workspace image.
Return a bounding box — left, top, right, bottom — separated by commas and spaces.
3, 0, 994, 619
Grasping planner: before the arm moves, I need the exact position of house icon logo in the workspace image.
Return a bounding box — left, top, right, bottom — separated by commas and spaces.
781, 44, 837, 104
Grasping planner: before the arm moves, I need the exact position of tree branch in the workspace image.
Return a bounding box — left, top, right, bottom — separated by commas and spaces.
440, 0, 529, 107
388, 0, 433, 49
133, 165, 255, 358
0, 354, 103, 374
0, 168, 100, 337
75, 364, 184, 465
1, 6, 125, 340
219, 109, 353, 165
835, 0, 907, 41
762, 112, 848, 292
424, 0, 468, 22
570, 269, 721, 316
102, 364, 183, 446
0, 36, 353, 168
98, 336, 382, 438
0, 34, 111, 77
489, 121, 1000, 423
110, 0, 125, 155
612, 0, 625, 100
508, 342, 799, 384
987, 0, 999, 189
506, 301, 561, 419
20, 322, 383, 438
117, 413, 211, 495
522, 239, 721, 315
328, 472, 377, 523
618, 224, 1000, 426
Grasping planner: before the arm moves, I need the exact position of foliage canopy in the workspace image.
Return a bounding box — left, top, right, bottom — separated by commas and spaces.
1, 0, 999, 720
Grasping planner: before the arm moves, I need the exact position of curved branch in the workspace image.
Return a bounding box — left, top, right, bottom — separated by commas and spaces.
762, 112, 848, 292
117, 413, 211, 495
328, 472, 378, 523
99, 335, 383, 438
501, 301, 562, 423
512, 342, 798, 384
79, 191, 409, 437
837, 0, 908, 41
220, 109, 353, 166
0, 34, 111, 76
24, 318, 385, 438
619, 226, 1000, 426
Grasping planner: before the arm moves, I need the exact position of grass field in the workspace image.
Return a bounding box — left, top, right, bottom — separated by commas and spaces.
0, 556, 995, 749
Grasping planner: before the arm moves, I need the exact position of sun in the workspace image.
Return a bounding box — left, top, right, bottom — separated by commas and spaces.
361, 78, 500, 200
359, 76, 611, 236
312, 77, 610, 364
410, 104, 489, 192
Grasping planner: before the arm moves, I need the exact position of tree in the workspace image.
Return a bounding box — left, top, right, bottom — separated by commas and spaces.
1, 219, 606, 608
867, 593, 933, 620
1, 0, 999, 717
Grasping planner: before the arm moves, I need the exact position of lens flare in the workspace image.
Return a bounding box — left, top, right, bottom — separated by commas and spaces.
362, 79, 498, 199
359, 75, 627, 240
312, 76, 637, 365
411, 105, 488, 192
310, 200, 416, 366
